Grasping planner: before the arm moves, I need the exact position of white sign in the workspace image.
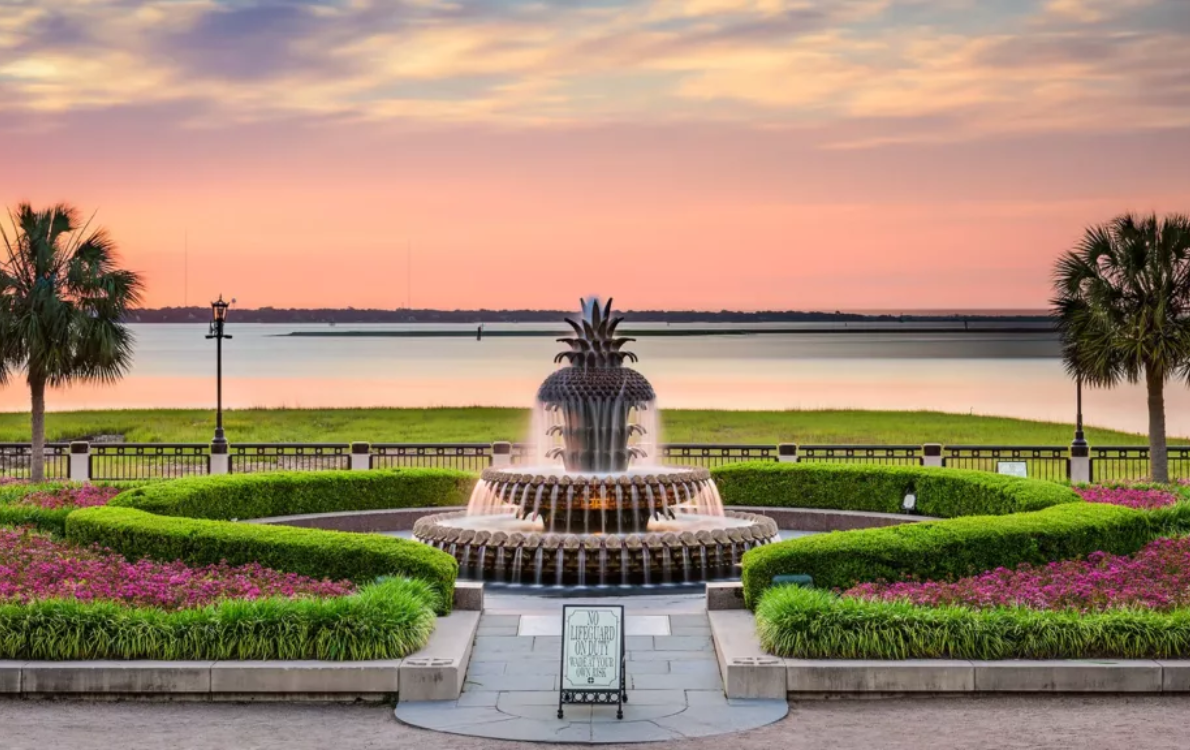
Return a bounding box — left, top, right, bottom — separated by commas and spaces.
561, 606, 624, 691
997, 461, 1028, 478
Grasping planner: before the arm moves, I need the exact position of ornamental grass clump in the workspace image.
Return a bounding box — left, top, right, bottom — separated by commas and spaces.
0, 527, 354, 609
844, 536, 1190, 612
1076, 485, 1177, 510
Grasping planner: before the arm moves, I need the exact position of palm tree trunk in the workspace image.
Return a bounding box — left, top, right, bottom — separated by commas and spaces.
29, 374, 46, 483
1146, 364, 1169, 483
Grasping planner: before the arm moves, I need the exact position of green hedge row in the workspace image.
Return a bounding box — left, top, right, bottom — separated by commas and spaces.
757, 585, 1190, 660
66, 506, 458, 615
712, 462, 1081, 517
110, 468, 475, 520
740, 502, 1151, 608
0, 578, 438, 661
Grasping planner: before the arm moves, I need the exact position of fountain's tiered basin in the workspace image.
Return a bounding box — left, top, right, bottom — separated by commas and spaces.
412, 508, 778, 586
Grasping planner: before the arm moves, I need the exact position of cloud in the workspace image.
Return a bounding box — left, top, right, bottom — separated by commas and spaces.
0, 0, 1185, 145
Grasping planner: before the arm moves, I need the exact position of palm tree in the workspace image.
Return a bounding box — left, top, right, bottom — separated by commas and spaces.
0, 204, 143, 481
1052, 212, 1190, 483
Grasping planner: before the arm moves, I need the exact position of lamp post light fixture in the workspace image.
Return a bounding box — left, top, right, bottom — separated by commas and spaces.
1072, 376, 1088, 449
205, 295, 233, 447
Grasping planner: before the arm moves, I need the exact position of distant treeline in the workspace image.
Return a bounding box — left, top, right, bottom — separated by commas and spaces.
127, 307, 1051, 324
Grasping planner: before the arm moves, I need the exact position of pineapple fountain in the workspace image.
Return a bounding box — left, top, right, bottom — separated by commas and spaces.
413, 298, 778, 587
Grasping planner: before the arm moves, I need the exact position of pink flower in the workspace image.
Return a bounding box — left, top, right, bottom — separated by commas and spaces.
15, 484, 121, 510
844, 536, 1190, 613
0, 527, 355, 609
1075, 485, 1177, 510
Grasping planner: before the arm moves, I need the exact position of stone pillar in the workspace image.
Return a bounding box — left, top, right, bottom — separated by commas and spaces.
1070, 442, 1091, 484
69, 441, 90, 482
491, 441, 513, 467
210, 442, 230, 475
350, 442, 371, 470
922, 443, 943, 468
777, 443, 798, 463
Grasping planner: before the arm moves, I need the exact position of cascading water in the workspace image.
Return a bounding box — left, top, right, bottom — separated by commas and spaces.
413, 297, 778, 587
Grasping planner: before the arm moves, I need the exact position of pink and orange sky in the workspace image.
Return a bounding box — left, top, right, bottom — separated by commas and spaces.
3, 0, 1189, 311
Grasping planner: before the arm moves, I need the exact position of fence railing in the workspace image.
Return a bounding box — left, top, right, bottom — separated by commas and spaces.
0, 443, 70, 480
943, 446, 1070, 483
800, 444, 922, 467
90, 444, 210, 481
0, 440, 1184, 484
372, 443, 491, 472
229, 444, 351, 474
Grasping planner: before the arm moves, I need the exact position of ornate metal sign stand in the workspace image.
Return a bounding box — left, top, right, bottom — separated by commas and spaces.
558, 604, 627, 720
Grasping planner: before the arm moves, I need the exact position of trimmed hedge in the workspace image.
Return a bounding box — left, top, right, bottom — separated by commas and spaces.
757, 585, 1190, 660
712, 462, 1081, 517
110, 468, 475, 520
0, 577, 438, 661
66, 506, 459, 615
740, 502, 1152, 608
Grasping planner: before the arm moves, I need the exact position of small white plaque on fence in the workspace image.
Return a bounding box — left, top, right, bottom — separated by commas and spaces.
997, 461, 1028, 478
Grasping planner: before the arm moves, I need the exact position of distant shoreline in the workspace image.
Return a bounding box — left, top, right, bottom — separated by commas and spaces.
283, 325, 1057, 338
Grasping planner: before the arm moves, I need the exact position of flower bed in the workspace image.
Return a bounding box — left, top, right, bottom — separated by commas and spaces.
0, 527, 354, 609
16, 484, 121, 509
844, 536, 1190, 612
1076, 485, 1177, 510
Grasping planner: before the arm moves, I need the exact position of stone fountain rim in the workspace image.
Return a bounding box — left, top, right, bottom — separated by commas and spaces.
479, 466, 712, 485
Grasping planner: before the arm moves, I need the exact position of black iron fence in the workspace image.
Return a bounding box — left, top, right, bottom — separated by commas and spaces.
0, 443, 70, 480
943, 446, 1070, 483
372, 443, 491, 472
0, 440, 1186, 484
90, 444, 210, 481
800, 444, 922, 467
230, 444, 350, 474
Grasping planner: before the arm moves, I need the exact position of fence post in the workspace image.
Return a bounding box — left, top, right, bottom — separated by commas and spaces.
69, 441, 91, 482
351, 442, 371, 470
492, 441, 513, 467
1070, 442, 1091, 483
922, 444, 943, 468
210, 442, 229, 475
777, 443, 798, 463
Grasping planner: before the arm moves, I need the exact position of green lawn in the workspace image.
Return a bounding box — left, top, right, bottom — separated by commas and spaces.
0, 407, 1162, 445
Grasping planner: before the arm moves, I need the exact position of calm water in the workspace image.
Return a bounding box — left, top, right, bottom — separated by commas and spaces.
0, 322, 1185, 437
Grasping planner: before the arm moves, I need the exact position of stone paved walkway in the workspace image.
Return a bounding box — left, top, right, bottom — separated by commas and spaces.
394, 610, 786, 743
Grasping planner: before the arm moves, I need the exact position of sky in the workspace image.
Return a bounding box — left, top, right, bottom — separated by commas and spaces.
2, 0, 1189, 312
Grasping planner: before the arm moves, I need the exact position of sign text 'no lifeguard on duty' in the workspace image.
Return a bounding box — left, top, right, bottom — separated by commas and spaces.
558, 604, 627, 720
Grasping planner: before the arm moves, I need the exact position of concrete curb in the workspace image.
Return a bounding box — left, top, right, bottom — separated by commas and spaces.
706, 611, 1190, 697
0, 607, 481, 701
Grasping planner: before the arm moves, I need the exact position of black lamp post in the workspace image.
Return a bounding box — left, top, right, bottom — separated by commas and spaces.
1072, 376, 1087, 449
205, 295, 233, 447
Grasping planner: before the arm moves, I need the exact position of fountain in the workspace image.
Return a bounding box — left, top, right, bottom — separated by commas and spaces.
413, 298, 778, 586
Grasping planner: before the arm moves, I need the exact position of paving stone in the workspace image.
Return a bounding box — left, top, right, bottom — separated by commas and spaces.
468, 717, 593, 743
669, 615, 711, 628
973, 660, 1162, 692
670, 626, 713, 636
653, 635, 714, 651
396, 704, 507, 729
456, 691, 500, 707
631, 672, 724, 691
622, 689, 686, 705
589, 720, 683, 743
623, 660, 670, 675
480, 615, 522, 628
532, 636, 562, 652
503, 660, 561, 677
685, 689, 728, 706
465, 662, 506, 676
473, 636, 535, 653
476, 627, 519, 637
464, 674, 556, 692
653, 701, 788, 738
625, 636, 654, 650
496, 690, 563, 707
670, 660, 722, 677
630, 650, 718, 662
471, 648, 557, 663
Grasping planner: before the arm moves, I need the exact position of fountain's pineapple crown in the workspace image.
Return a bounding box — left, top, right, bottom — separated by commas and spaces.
554, 297, 638, 369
